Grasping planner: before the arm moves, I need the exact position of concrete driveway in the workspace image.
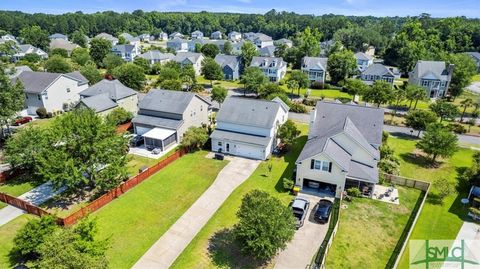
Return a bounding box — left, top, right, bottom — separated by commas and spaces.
132, 156, 260, 269
274, 193, 334, 269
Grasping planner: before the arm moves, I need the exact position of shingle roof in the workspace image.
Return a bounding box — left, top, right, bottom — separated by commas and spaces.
250, 56, 286, 69
216, 97, 282, 129
466, 52, 480, 61
94, 33, 118, 42
138, 50, 174, 61
413, 61, 451, 80
16, 71, 87, 94
254, 33, 273, 42
347, 160, 379, 183
214, 54, 241, 71
132, 114, 183, 130
49, 33, 67, 39
138, 89, 208, 115
275, 38, 292, 45
259, 45, 276, 57
302, 57, 328, 71
355, 52, 373, 61
7, 65, 32, 78
210, 129, 271, 146
112, 44, 135, 54
49, 39, 79, 51
362, 63, 394, 77
80, 93, 118, 112
79, 79, 136, 101
174, 52, 203, 64
65, 71, 89, 85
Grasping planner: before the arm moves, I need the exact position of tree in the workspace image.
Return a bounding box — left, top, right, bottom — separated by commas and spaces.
274, 43, 288, 58
343, 78, 368, 96
112, 63, 146, 91
391, 86, 407, 120
405, 84, 427, 110
71, 47, 92, 66
80, 62, 103, 84
23, 53, 42, 63
4, 127, 49, 171
201, 58, 223, 86
118, 35, 127, 45
416, 123, 458, 163
378, 144, 400, 175
362, 81, 395, 107
44, 55, 73, 73
201, 43, 220, 58
288, 70, 309, 96
180, 127, 209, 150
240, 67, 267, 96
277, 120, 300, 147
0, 69, 24, 138
89, 38, 112, 67
50, 48, 69, 58
460, 98, 474, 122
133, 57, 151, 73
157, 67, 180, 82
241, 41, 258, 67
194, 43, 202, 53
160, 79, 182, 91
405, 110, 438, 137
105, 107, 133, 126
296, 27, 322, 58
103, 53, 124, 74
211, 86, 228, 107
429, 100, 459, 122
431, 177, 455, 203
19, 25, 49, 50
442, 53, 477, 100
70, 29, 88, 48
0, 40, 18, 60
234, 190, 295, 261
223, 41, 233, 55
13, 215, 58, 260
328, 49, 357, 84
286, 80, 299, 96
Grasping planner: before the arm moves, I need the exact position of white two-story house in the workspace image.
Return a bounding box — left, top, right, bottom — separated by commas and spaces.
295, 101, 384, 198
360, 63, 395, 86
173, 52, 205, 76
15, 71, 89, 115
408, 60, 454, 99
111, 44, 140, 62
211, 97, 289, 160
301, 57, 328, 84
250, 56, 287, 82
355, 52, 374, 72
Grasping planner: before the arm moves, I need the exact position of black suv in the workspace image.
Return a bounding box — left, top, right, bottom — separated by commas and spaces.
313, 199, 333, 224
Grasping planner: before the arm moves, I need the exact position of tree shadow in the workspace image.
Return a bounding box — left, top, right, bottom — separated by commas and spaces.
399, 152, 439, 168
208, 228, 266, 269
273, 135, 308, 193
389, 132, 418, 140
8, 247, 26, 269
455, 167, 472, 193
426, 192, 443, 205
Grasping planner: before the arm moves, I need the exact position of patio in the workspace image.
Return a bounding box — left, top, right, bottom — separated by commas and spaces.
129, 143, 178, 159
372, 185, 400, 205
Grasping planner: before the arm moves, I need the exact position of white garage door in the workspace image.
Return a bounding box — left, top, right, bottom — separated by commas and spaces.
135, 125, 152, 136
236, 144, 264, 160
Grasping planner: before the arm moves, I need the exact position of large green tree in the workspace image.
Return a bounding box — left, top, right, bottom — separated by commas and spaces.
240, 66, 268, 96
19, 25, 50, 50
80, 62, 103, 84
201, 58, 223, 85
71, 47, 92, 66
277, 120, 300, 148
89, 38, 112, 67
405, 110, 438, 137
328, 49, 357, 84
362, 81, 395, 107
429, 100, 459, 122
288, 70, 309, 96
211, 86, 228, 107
201, 43, 220, 58
442, 53, 477, 99
405, 84, 427, 110
241, 41, 258, 67
0, 68, 24, 137
180, 126, 209, 150
44, 55, 73, 73
70, 29, 88, 48
416, 123, 458, 163
112, 63, 146, 91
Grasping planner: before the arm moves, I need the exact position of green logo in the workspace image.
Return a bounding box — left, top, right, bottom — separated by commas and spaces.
410, 240, 480, 269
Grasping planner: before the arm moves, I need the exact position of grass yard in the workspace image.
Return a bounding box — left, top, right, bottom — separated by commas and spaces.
197, 76, 243, 88
0, 214, 35, 268
472, 74, 480, 82
0, 175, 40, 209
325, 186, 422, 269
24, 118, 53, 129
385, 135, 474, 269
171, 123, 309, 269
91, 150, 227, 269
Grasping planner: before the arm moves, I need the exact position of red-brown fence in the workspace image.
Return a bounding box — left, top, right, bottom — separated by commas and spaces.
116, 121, 132, 134
0, 169, 23, 184
0, 148, 187, 226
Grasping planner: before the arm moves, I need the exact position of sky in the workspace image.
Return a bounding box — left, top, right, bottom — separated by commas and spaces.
1, 0, 479, 18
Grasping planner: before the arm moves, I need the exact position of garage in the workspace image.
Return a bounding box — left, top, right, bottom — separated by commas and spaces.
302, 179, 336, 197
235, 143, 265, 160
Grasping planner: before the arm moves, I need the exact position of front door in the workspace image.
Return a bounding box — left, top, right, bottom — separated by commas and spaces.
226, 143, 230, 152
430, 90, 435, 98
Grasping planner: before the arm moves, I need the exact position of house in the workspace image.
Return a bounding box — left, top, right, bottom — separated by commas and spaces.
355, 52, 374, 72
169, 32, 184, 39
15, 71, 89, 115
94, 33, 118, 46
259, 45, 276, 57
173, 52, 205, 76
243, 32, 256, 40
166, 38, 189, 52
187, 39, 208, 52
138, 50, 174, 65
49, 33, 68, 41
138, 34, 154, 42
12, 44, 48, 62
0, 34, 18, 44
132, 89, 211, 151
408, 60, 454, 99
7, 65, 32, 79
365, 46, 375, 57
158, 32, 168, 41
209, 40, 227, 52
78, 79, 138, 116
211, 31, 223, 40
210, 97, 289, 160
111, 44, 140, 62
466, 52, 480, 72
275, 38, 293, 48
295, 101, 384, 198
250, 56, 287, 82
49, 39, 79, 56
214, 54, 242, 80
228, 31, 242, 42
248, 33, 274, 48
191, 30, 204, 39
301, 57, 328, 84
360, 64, 395, 85
231, 41, 246, 55
119, 33, 141, 47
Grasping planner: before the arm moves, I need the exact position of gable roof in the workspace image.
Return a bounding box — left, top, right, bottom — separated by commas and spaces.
94, 33, 118, 42
413, 60, 450, 80
275, 38, 292, 45
174, 52, 203, 64
112, 44, 135, 54
214, 54, 241, 71
7, 65, 32, 78
216, 97, 283, 129
138, 50, 174, 61
80, 93, 118, 112
16, 71, 88, 94
49, 33, 67, 39
250, 56, 286, 69
79, 79, 136, 101
138, 89, 209, 115
302, 57, 328, 71
16, 44, 45, 55
362, 63, 394, 77
254, 33, 272, 42
259, 45, 276, 57
355, 52, 373, 61
49, 39, 79, 51
466, 52, 480, 61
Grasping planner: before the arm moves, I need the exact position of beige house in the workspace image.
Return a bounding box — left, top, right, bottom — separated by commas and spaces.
49, 39, 79, 56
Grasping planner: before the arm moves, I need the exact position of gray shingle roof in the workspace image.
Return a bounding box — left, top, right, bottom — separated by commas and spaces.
214, 54, 241, 71
49, 39, 79, 51
49, 33, 67, 39
414, 60, 450, 80
138, 89, 208, 115
174, 52, 203, 64
348, 160, 379, 183
138, 50, 174, 61
259, 45, 276, 57
112, 44, 135, 54
250, 56, 286, 69
466, 52, 480, 61
94, 33, 118, 42
80, 93, 118, 112
302, 57, 328, 71
80, 79, 136, 101
254, 33, 272, 42
65, 71, 89, 85
16, 71, 87, 94
210, 129, 271, 146
216, 97, 282, 129
132, 114, 183, 130
362, 63, 394, 77
355, 52, 373, 61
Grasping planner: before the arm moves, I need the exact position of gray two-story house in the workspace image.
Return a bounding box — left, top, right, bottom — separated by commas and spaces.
250, 56, 287, 82
301, 57, 328, 84
360, 64, 395, 85
408, 60, 454, 99
214, 54, 242, 80
111, 44, 140, 62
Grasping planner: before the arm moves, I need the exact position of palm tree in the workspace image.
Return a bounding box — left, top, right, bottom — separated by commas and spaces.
406, 85, 427, 110
460, 98, 474, 122
391, 86, 406, 120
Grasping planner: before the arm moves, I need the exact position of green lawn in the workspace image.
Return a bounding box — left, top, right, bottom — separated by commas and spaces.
0, 214, 35, 268
171, 123, 309, 269
472, 74, 480, 82
24, 118, 53, 129
386, 136, 474, 269
92, 150, 227, 269
325, 186, 422, 269
0, 175, 39, 209
197, 76, 243, 88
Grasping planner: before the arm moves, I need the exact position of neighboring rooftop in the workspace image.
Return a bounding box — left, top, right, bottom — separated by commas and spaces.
15, 71, 88, 93
138, 50, 174, 61
413, 60, 451, 80
80, 79, 136, 101
362, 63, 395, 77
302, 57, 328, 70
355, 52, 373, 61
138, 89, 209, 115
250, 56, 286, 69
80, 93, 118, 112
214, 54, 241, 70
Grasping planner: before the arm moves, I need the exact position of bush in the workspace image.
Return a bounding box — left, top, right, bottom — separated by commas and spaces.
302, 98, 318, 107
337, 97, 352, 104
346, 187, 361, 197
13, 215, 58, 260
449, 123, 467, 134
282, 177, 295, 191
105, 107, 133, 126
310, 81, 325, 89
36, 107, 47, 118
190, 84, 205, 93
289, 102, 308, 113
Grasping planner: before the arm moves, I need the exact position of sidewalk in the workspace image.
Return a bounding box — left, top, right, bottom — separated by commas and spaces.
0, 182, 65, 227
132, 157, 260, 269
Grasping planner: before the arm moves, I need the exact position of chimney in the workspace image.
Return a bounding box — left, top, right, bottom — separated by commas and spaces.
447, 64, 455, 77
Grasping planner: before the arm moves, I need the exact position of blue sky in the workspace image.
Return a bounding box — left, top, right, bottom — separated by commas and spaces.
1, 0, 479, 17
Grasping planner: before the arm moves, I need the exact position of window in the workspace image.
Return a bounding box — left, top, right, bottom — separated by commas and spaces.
37, 94, 41, 100
321, 161, 330, 172
422, 80, 429, 87
66, 88, 70, 93
314, 160, 321, 170
200, 105, 203, 111
218, 141, 222, 146
311, 159, 331, 173
441, 81, 446, 87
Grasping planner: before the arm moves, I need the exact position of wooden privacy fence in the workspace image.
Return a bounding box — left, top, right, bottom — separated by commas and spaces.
115, 121, 132, 134
381, 173, 430, 192
0, 148, 187, 226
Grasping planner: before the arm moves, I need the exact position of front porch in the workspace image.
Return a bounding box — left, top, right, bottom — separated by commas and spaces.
345, 178, 375, 198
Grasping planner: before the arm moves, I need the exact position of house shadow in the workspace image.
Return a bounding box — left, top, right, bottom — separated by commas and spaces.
389, 132, 418, 140
447, 192, 471, 222
273, 135, 308, 193
208, 228, 266, 268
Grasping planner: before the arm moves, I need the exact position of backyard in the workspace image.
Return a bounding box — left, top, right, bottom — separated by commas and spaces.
0, 214, 36, 268
0, 175, 40, 209
170, 123, 308, 269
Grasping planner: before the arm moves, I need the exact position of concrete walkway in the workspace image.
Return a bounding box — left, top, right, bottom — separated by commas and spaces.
0, 182, 65, 227
132, 157, 260, 269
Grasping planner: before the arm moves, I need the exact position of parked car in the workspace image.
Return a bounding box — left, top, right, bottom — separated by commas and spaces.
291, 197, 310, 229
129, 135, 144, 147
14, 116, 32, 126
313, 199, 333, 224
152, 148, 162, 155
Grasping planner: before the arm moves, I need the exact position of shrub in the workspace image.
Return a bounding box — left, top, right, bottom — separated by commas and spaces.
346, 187, 361, 197
282, 177, 295, 191
190, 84, 205, 93
36, 107, 47, 118
105, 107, 133, 126
46, 112, 53, 118
289, 102, 308, 113
449, 123, 467, 134
13, 215, 58, 260
311, 81, 325, 89
302, 98, 318, 107
337, 97, 352, 104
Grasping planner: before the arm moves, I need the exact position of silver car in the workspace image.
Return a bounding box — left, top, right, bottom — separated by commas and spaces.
291, 197, 310, 229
